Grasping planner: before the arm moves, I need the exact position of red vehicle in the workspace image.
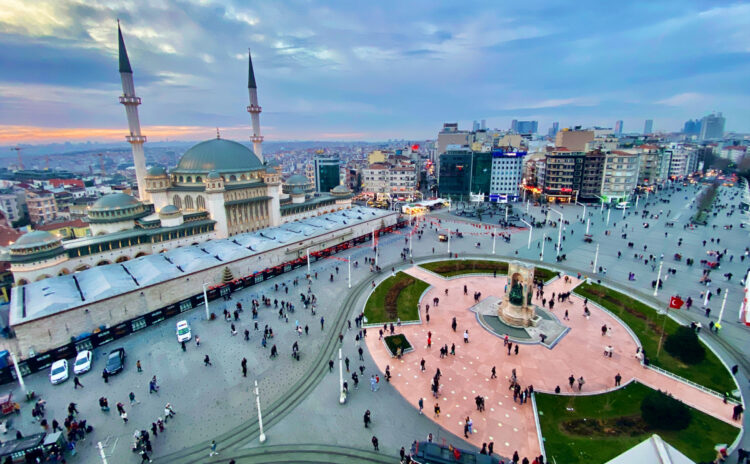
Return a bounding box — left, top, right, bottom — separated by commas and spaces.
0, 393, 20, 416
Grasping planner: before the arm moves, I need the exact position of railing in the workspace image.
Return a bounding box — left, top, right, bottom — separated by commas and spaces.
119, 95, 141, 105
644, 363, 739, 404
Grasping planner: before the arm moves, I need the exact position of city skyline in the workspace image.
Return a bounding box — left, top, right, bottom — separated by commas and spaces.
2, 0, 750, 144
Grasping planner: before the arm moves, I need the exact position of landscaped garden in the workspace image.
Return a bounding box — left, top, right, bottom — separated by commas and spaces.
574, 282, 735, 394
364, 272, 429, 324
420, 259, 558, 281
383, 334, 413, 357
536, 381, 739, 464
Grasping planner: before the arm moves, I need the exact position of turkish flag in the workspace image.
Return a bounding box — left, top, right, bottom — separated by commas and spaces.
669, 296, 684, 309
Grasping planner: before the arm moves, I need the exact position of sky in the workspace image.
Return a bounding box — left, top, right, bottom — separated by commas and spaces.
1, 0, 749, 144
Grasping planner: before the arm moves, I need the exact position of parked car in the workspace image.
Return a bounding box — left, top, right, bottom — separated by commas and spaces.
49, 360, 69, 385
105, 348, 126, 375
73, 350, 92, 375
176, 320, 192, 343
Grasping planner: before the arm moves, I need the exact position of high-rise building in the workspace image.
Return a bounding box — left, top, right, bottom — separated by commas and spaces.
614, 120, 623, 136
683, 119, 701, 135
543, 149, 584, 203
579, 150, 605, 202
314, 154, 341, 193
548, 122, 559, 137
436, 123, 471, 166
438, 148, 473, 198
699, 113, 725, 141
489, 151, 527, 201
512, 120, 538, 134
473, 120, 480, 132
644, 119, 653, 135
481, 120, 486, 131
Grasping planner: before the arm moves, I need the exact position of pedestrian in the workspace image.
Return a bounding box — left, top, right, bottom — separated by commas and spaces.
364, 409, 371, 428
137, 360, 142, 372
121, 410, 128, 423
244, 329, 250, 341
241, 358, 248, 377
568, 374, 575, 389
320, 317, 325, 330
140, 450, 152, 463
358, 346, 364, 361
129, 391, 139, 405
372, 436, 379, 451
370, 375, 377, 392
614, 373, 622, 386
73, 377, 83, 389
196, 335, 201, 346
204, 355, 212, 366
514, 344, 519, 355
329, 360, 334, 372
102, 369, 109, 384
434, 402, 441, 417
578, 376, 585, 391
209, 440, 219, 457
733, 403, 744, 421
464, 329, 469, 343
345, 357, 350, 372
418, 397, 424, 414
491, 366, 497, 379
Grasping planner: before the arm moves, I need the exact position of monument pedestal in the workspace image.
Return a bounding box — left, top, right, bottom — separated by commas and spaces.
497, 261, 538, 328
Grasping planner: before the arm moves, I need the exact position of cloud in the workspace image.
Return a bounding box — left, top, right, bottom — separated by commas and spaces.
656, 92, 708, 107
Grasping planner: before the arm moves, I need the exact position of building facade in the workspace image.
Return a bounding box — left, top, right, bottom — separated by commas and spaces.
601, 151, 639, 202
314, 154, 341, 193
699, 113, 725, 141
579, 151, 605, 202
555, 129, 595, 152
543, 150, 584, 203
26, 189, 58, 224
489, 151, 526, 201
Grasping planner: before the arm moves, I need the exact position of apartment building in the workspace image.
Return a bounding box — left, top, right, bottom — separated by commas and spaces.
601, 151, 639, 202
26, 189, 58, 224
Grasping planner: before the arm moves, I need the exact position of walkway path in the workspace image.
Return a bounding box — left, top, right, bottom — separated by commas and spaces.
365, 265, 739, 459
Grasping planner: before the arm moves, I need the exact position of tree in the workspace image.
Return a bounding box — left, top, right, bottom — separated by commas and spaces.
664, 325, 705, 364
640, 389, 691, 430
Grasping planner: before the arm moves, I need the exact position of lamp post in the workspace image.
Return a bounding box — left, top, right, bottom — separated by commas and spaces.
306, 248, 311, 275
592, 243, 599, 273
575, 202, 586, 221
703, 286, 710, 306
9, 351, 26, 395
595, 195, 605, 213
409, 232, 413, 258
540, 233, 546, 262
717, 290, 728, 328
339, 348, 346, 404
254, 380, 266, 443
635, 195, 639, 209
348, 258, 351, 289
520, 219, 532, 249
526, 200, 529, 213
654, 261, 663, 297
586, 218, 590, 235
202, 283, 210, 320
371, 227, 375, 249
606, 208, 611, 227
621, 203, 627, 219
447, 229, 451, 256
492, 228, 496, 255
550, 208, 563, 256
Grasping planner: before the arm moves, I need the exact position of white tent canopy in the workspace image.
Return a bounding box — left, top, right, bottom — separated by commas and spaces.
605, 434, 695, 464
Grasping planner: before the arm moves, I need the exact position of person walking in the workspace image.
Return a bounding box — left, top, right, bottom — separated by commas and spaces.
241, 358, 248, 377
491, 366, 497, 379
568, 374, 575, 389
578, 376, 585, 391
345, 357, 350, 372
434, 402, 441, 418
209, 440, 219, 457
614, 373, 622, 386
129, 392, 139, 405
358, 346, 364, 361
181, 340, 186, 352
120, 410, 128, 424
370, 375, 377, 392
371, 436, 379, 451
73, 377, 83, 389
463, 330, 469, 343
418, 397, 424, 415
204, 355, 212, 366
320, 317, 325, 331
363, 410, 371, 428
329, 360, 334, 372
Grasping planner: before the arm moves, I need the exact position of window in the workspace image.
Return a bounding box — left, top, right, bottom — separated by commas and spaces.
196, 176, 202, 183
173, 195, 182, 209
196, 195, 206, 210
186, 176, 193, 183
184, 196, 194, 210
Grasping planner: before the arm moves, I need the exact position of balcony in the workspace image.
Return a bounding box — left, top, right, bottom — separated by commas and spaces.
247, 105, 262, 113
250, 135, 264, 143
119, 95, 141, 105
126, 135, 147, 143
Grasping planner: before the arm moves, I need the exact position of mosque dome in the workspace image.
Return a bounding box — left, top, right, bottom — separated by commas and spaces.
265, 167, 277, 174
207, 170, 221, 180
285, 175, 309, 186
147, 165, 166, 176
90, 193, 139, 211
159, 205, 181, 218
10, 231, 60, 249
88, 193, 149, 224
331, 185, 351, 194
175, 139, 262, 173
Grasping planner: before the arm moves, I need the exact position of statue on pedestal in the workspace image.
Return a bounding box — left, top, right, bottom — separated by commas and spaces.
497, 261, 539, 327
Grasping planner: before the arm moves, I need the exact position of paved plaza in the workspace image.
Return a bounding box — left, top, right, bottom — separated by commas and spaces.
2, 182, 748, 463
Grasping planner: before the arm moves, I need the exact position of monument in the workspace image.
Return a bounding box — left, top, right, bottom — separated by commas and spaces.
497, 261, 540, 327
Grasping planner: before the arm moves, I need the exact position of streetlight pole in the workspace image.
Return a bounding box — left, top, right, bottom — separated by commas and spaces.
717, 289, 728, 328
492, 228, 496, 255
526, 200, 529, 213
575, 202, 586, 221
409, 232, 413, 258
606, 208, 611, 227
654, 261, 663, 297
550, 208, 563, 256
371, 227, 375, 249
592, 244, 599, 273
9, 351, 26, 395
348, 258, 351, 289
520, 219, 532, 249
635, 195, 639, 209
202, 283, 210, 320
307, 248, 311, 275
254, 380, 266, 443
540, 233, 546, 262
447, 229, 451, 256
339, 348, 346, 404
622, 204, 627, 219
586, 218, 590, 235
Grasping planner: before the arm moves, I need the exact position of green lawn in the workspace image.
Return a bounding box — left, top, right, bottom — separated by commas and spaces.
574, 283, 735, 394
420, 259, 558, 281
364, 272, 429, 324
536, 382, 739, 464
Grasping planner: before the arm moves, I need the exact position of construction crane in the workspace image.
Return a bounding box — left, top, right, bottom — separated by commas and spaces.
10, 147, 23, 170
97, 153, 106, 176
44, 155, 50, 171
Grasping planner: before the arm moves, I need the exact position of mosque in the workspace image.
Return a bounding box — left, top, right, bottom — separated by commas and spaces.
8, 24, 352, 285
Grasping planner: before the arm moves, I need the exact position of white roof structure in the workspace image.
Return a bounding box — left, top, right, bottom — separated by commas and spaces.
605, 434, 695, 464
11, 207, 394, 325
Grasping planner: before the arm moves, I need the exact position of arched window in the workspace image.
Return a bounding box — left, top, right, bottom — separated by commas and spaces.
179, 176, 184, 182
184, 195, 194, 210
196, 176, 202, 183
240, 174, 247, 180
173, 195, 182, 209
229, 175, 237, 182
196, 195, 206, 210
186, 176, 193, 183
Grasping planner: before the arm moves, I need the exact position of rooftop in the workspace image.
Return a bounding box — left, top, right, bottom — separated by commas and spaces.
11, 207, 396, 326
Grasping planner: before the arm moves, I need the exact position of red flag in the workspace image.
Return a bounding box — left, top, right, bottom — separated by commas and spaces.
669, 296, 684, 309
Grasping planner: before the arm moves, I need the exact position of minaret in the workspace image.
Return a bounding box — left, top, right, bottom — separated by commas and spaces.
246, 50, 264, 164
118, 21, 149, 202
